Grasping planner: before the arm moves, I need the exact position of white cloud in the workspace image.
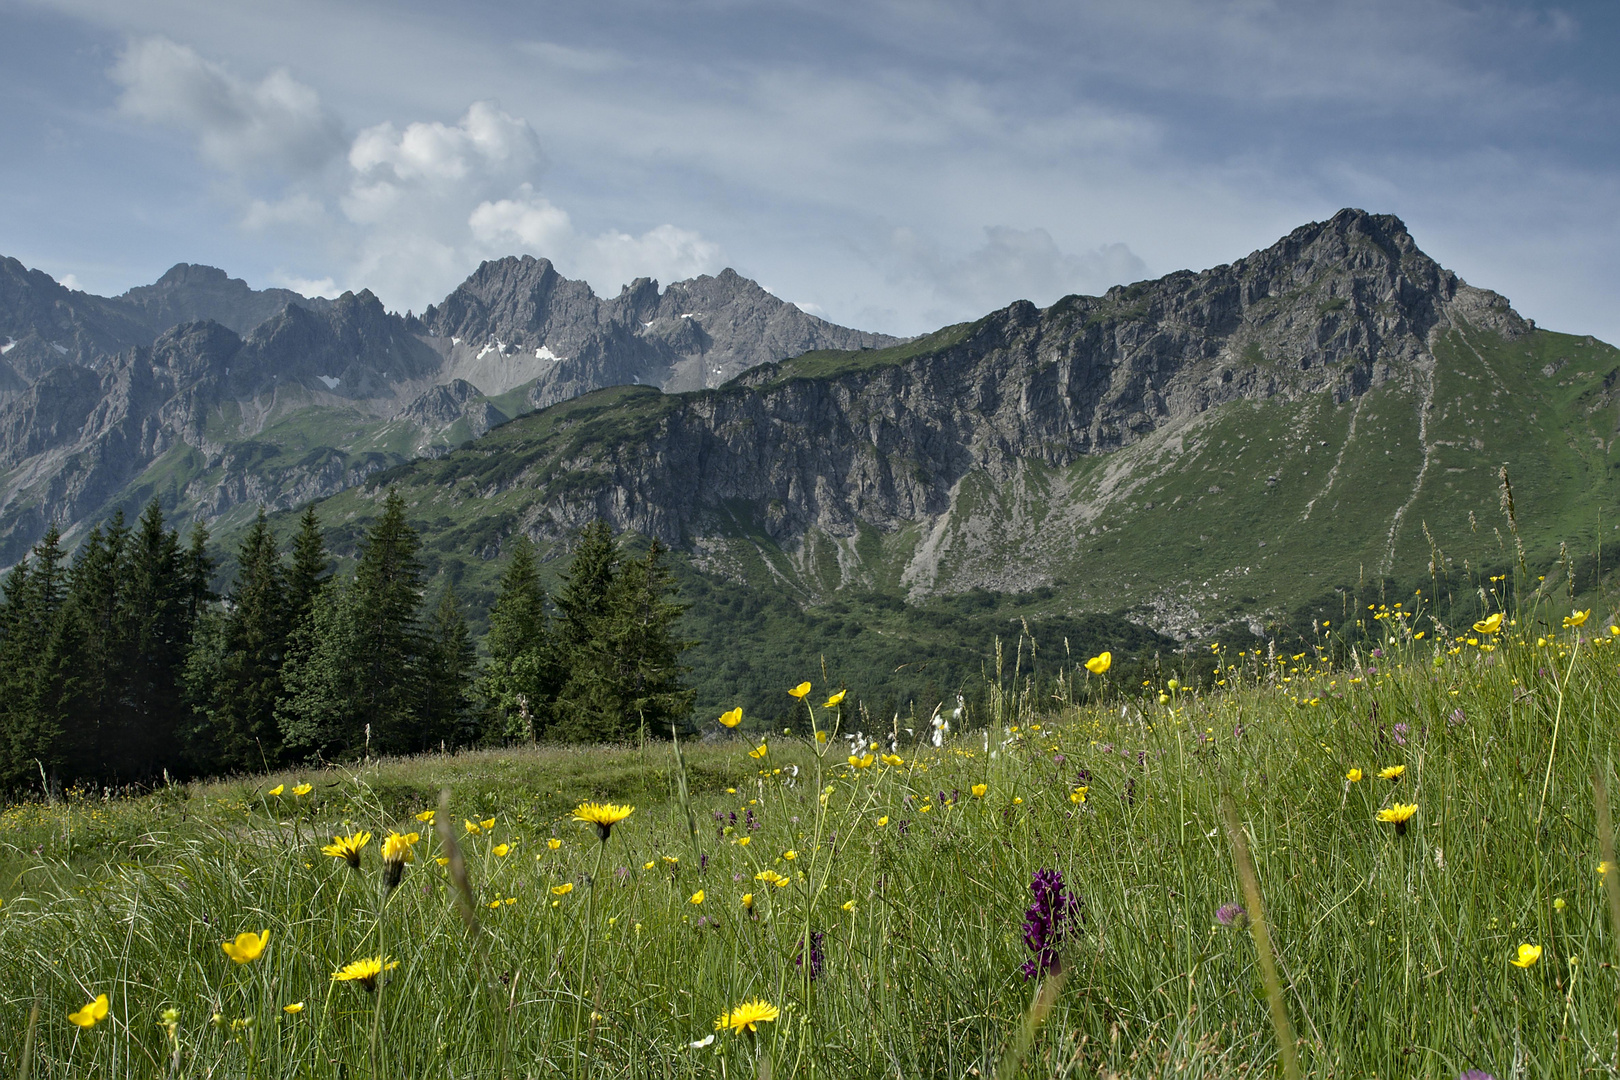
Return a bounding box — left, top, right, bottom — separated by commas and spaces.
58, 273, 83, 292
111, 36, 344, 175
271, 273, 338, 298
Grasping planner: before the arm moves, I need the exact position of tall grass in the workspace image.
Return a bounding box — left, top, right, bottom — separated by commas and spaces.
3, 605, 1620, 1077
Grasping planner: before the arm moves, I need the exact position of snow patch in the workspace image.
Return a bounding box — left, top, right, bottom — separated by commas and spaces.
451, 336, 462, 345
317, 375, 341, 390
679, 313, 695, 319
51, 343, 68, 355
535, 346, 564, 362
642, 321, 654, 328
0, 339, 14, 355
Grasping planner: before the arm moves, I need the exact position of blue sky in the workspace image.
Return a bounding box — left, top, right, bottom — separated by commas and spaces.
2, 0, 1617, 339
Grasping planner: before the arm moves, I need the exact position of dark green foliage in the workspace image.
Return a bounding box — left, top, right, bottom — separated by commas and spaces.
286, 503, 330, 631
422, 585, 478, 749
276, 580, 365, 756
477, 536, 558, 742
351, 490, 429, 752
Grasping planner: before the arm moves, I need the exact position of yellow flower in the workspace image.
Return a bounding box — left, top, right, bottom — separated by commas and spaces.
331, 956, 399, 992
67, 993, 109, 1028
548, 838, 562, 850
321, 830, 371, 869
221, 929, 269, 964
842, 899, 856, 912
283, 1002, 305, 1014
788, 681, 812, 699
1565, 609, 1590, 628
572, 801, 635, 842
741, 892, 754, 909
1346, 768, 1363, 783
382, 831, 420, 865
492, 844, 511, 857
1554, 897, 1567, 911
480, 817, 496, 831
293, 783, 313, 796
715, 998, 780, 1034
848, 754, 874, 769
1510, 943, 1543, 968
1599, 861, 1613, 876
881, 753, 904, 767
754, 869, 786, 885
748, 744, 769, 759
971, 783, 988, 798
414, 809, 435, 823
1376, 803, 1418, 835
824, 690, 846, 708
737, 836, 751, 846
1473, 613, 1504, 634
718, 707, 743, 728
1084, 651, 1112, 675
690, 890, 705, 904
643, 861, 656, 870
782, 849, 797, 860
1378, 765, 1405, 780
552, 883, 574, 896
464, 819, 483, 835
435, 857, 449, 866
876, 815, 889, 827
267, 784, 285, 797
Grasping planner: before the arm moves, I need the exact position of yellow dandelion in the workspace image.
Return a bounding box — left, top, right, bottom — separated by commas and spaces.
331, 956, 399, 992
552, 883, 574, 896
690, 889, 705, 904
267, 784, 284, 797
1084, 651, 1112, 675
321, 830, 370, 869
715, 998, 780, 1034
1510, 943, 1543, 968
788, 681, 812, 699
382, 831, 419, 864
718, 707, 743, 728
971, 783, 988, 798
67, 993, 109, 1028
572, 801, 635, 842
221, 929, 269, 964
1378, 765, 1405, 780
1376, 802, 1418, 835
283, 1001, 305, 1014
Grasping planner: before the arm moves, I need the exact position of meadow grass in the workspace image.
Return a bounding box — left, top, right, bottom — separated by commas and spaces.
4, 607, 1620, 1078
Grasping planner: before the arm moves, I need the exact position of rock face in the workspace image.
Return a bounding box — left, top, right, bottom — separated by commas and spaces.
0, 252, 897, 563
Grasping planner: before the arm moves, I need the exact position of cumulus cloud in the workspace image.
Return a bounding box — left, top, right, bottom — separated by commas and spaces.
110, 39, 722, 312
111, 37, 344, 176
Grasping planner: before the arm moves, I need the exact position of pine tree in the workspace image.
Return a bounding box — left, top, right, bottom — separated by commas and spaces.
477, 536, 558, 742
422, 585, 478, 750
61, 514, 130, 781
603, 538, 696, 737
286, 504, 330, 631
351, 489, 427, 753
277, 580, 364, 756
550, 521, 623, 740
120, 501, 189, 780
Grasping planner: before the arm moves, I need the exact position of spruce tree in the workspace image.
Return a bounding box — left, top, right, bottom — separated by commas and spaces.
604, 538, 695, 737
121, 500, 189, 780
62, 515, 129, 781
277, 581, 364, 756
550, 521, 622, 740
286, 504, 330, 631
478, 536, 558, 742
422, 585, 478, 750
351, 489, 427, 753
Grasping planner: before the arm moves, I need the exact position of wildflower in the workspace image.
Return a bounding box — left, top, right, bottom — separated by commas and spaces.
741, 892, 754, 911
782, 850, 797, 861
718, 707, 743, 728
714, 998, 780, 1034
1510, 943, 1543, 968
1346, 768, 1363, 782
690, 890, 705, 905
876, 815, 889, 827
1564, 610, 1590, 628
1457, 1072, 1496, 1080
283, 1002, 305, 1014
414, 809, 434, 823
572, 801, 635, 843
493, 843, 511, 857
464, 819, 483, 835
293, 783, 312, 796
435, 856, 449, 866
321, 830, 371, 869
1377, 803, 1418, 835
1554, 897, 1566, 911
815, 731, 828, 744
881, 753, 903, 767
1021, 868, 1082, 980
1070, 787, 1088, 804
548, 838, 562, 850
1473, 613, 1504, 634
690, 1034, 716, 1048
971, 783, 987, 798
737, 836, 751, 846
267, 784, 284, 797
796, 929, 826, 979
748, 744, 769, 759
68, 993, 109, 1028
221, 929, 269, 964
1378, 765, 1405, 780
481, 817, 496, 830
755, 869, 788, 887
1214, 902, 1248, 929
842, 899, 856, 912
1084, 651, 1112, 675
788, 682, 812, 699
848, 754, 874, 769
331, 956, 399, 992
552, 883, 574, 896
1601, 861, 1613, 876
824, 690, 846, 708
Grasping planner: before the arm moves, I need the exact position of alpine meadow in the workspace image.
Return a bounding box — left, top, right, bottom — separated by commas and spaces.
7, 207, 1620, 1080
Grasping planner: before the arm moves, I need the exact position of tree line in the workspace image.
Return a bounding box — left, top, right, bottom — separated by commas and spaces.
0, 492, 692, 793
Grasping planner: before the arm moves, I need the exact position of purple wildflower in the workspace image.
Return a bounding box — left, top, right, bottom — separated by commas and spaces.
795, 930, 825, 980
1448, 708, 1466, 727
1214, 902, 1248, 929
1371, 648, 1383, 659
1391, 722, 1409, 746
1020, 869, 1082, 980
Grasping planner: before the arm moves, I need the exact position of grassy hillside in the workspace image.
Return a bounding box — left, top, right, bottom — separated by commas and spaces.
3, 596, 1618, 1076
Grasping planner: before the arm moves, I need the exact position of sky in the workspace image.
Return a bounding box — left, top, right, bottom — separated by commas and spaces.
1, 0, 1617, 340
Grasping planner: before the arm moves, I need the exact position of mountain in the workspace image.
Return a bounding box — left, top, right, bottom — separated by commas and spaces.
306, 209, 1620, 641
0, 256, 896, 563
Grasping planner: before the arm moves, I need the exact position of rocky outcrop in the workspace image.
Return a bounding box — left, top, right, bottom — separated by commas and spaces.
118, 263, 332, 336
